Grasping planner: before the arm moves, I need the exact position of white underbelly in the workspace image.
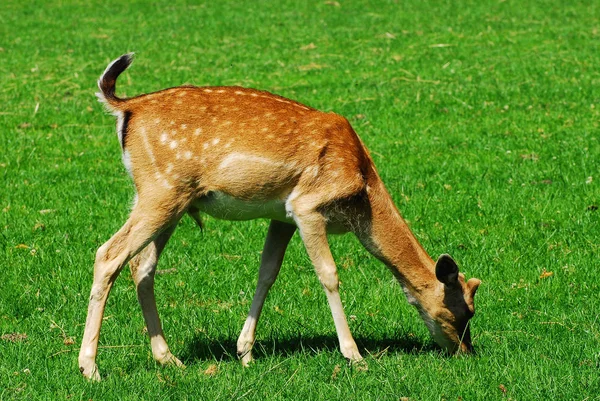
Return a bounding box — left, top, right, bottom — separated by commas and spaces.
193, 191, 350, 235
194, 191, 291, 222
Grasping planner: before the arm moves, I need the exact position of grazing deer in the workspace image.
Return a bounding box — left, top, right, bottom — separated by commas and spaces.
79, 54, 481, 380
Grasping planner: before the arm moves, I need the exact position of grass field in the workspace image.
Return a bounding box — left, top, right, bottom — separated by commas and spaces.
1, 0, 599, 399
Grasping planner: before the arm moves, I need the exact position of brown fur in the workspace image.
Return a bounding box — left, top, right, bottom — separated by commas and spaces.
79, 55, 481, 380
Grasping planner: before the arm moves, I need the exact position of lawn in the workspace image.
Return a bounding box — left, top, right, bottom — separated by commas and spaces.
1, 0, 599, 399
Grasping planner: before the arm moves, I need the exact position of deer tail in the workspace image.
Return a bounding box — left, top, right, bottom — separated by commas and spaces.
96, 53, 134, 110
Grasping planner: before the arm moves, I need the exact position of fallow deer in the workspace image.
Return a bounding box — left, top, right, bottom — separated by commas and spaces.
79, 54, 481, 380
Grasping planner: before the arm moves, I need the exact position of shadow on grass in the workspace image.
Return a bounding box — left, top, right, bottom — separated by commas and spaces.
180, 333, 438, 363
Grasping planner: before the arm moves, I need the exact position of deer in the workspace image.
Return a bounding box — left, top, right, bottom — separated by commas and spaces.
78, 54, 481, 381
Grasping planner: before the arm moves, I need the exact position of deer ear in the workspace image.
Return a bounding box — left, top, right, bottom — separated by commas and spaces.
435, 254, 459, 286
467, 278, 481, 298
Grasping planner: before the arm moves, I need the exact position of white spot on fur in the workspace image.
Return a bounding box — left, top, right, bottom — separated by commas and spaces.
203, 142, 209, 150
261, 127, 269, 133
142, 131, 172, 189
170, 140, 178, 149
154, 118, 161, 124
184, 151, 192, 159
212, 138, 220, 145
194, 128, 202, 136
165, 164, 174, 174
204, 89, 213, 93
160, 133, 168, 144
304, 165, 319, 177
218, 152, 285, 170
235, 91, 244, 95
170, 121, 175, 125
140, 129, 154, 164
217, 89, 225, 93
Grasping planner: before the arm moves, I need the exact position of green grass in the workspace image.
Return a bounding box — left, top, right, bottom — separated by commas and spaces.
1, 0, 599, 399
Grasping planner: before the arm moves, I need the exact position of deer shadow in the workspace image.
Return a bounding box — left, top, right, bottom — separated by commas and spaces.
180, 332, 439, 363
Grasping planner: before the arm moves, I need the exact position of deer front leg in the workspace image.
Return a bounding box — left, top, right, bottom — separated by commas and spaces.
129, 224, 183, 368
292, 208, 363, 364
237, 220, 296, 366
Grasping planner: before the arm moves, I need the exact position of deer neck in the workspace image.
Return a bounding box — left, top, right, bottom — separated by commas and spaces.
359, 176, 437, 304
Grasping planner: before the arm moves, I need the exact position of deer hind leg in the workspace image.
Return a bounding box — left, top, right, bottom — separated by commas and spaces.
237, 220, 296, 366
288, 200, 363, 364
78, 198, 184, 381
129, 224, 183, 368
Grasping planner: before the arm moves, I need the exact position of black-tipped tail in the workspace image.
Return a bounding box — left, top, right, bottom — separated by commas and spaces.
97, 53, 134, 108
